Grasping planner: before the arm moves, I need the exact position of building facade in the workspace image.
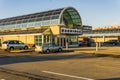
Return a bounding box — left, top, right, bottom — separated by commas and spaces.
83, 25, 92, 32
0, 7, 82, 47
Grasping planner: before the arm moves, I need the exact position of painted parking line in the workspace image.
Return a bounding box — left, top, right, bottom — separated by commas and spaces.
42, 71, 94, 80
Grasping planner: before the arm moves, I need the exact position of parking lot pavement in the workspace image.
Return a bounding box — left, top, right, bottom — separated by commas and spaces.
0, 52, 120, 80
0, 71, 29, 80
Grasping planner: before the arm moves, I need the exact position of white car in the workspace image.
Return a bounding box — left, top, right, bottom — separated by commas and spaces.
2, 40, 28, 51
35, 44, 62, 53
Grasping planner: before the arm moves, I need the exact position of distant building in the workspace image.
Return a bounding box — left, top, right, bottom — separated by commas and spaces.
0, 7, 82, 47
83, 25, 92, 32
95, 24, 120, 31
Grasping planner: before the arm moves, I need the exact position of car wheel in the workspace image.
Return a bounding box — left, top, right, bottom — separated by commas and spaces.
9, 47, 14, 51
46, 49, 50, 53
58, 48, 62, 52
24, 46, 28, 50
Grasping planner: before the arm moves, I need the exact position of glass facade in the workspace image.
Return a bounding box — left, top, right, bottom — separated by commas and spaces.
35, 35, 52, 46
61, 9, 82, 29
35, 35, 42, 46
0, 7, 82, 31
44, 35, 51, 44
69, 36, 78, 45
0, 18, 59, 30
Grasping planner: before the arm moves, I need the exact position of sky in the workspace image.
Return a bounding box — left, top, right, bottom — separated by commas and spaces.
0, 0, 120, 28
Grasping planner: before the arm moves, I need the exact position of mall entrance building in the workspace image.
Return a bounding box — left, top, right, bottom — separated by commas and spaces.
0, 7, 82, 47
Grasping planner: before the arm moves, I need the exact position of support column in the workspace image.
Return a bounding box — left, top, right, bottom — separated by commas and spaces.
103, 36, 105, 42
62, 38, 65, 47
66, 37, 69, 49
99, 42, 101, 48
96, 42, 98, 51
50, 35, 53, 44
49, 35, 50, 44
59, 37, 61, 46
42, 35, 44, 45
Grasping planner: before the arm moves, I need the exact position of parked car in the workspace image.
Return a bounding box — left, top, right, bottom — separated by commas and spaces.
35, 44, 62, 53
78, 41, 90, 47
103, 40, 119, 46
1, 40, 28, 51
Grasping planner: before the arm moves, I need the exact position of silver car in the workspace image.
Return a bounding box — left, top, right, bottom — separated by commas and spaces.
35, 44, 62, 53
2, 40, 28, 51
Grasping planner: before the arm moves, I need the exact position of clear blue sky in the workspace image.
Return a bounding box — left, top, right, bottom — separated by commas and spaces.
0, 0, 120, 28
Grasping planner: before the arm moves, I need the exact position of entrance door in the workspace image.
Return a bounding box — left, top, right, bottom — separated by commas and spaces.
57, 37, 67, 47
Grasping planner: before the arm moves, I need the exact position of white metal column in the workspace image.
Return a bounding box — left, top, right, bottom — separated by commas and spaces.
42, 35, 44, 45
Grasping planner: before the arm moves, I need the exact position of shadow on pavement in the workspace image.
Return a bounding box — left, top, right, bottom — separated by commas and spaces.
0, 53, 106, 65
99, 78, 120, 80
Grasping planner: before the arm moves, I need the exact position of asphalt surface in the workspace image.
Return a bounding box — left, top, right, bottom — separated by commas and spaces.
0, 52, 120, 80
0, 71, 29, 80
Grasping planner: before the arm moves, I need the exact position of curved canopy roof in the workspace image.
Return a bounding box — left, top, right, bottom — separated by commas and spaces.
0, 7, 82, 29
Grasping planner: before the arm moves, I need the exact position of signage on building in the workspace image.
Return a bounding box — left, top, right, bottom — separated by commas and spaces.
61, 28, 82, 35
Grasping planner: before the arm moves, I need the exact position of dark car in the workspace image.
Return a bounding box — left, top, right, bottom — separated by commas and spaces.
103, 40, 119, 46
78, 41, 88, 46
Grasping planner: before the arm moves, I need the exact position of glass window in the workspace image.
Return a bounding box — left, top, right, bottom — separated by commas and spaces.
28, 22, 35, 27
44, 35, 50, 44
27, 22, 34, 27
17, 20, 22, 24
28, 18, 35, 22
35, 35, 42, 46
2, 23, 5, 26
51, 15, 59, 19
73, 19, 81, 23
16, 24, 21, 28
7, 25, 11, 29
21, 23, 27, 28
9, 41, 15, 44
36, 17, 42, 21
0, 25, 3, 29
11, 21, 16, 25
22, 19, 28, 23
71, 15, 79, 19
42, 21, 50, 25
11, 25, 15, 29
35, 21, 41, 26
41, 21, 45, 25
51, 20, 58, 24
6, 22, 10, 25
4, 25, 7, 29
43, 16, 50, 20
